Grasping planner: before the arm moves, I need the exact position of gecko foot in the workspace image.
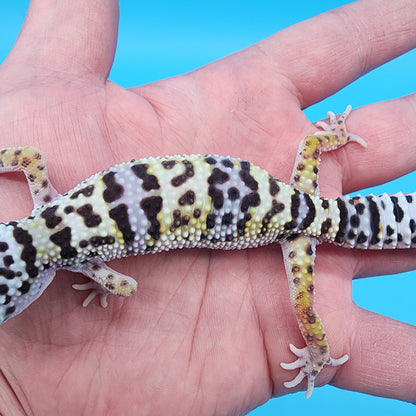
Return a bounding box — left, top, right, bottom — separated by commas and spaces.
68, 261, 137, 308
280, 344, 348, 398
315, 105, 367, 148
72, 281, 110, 307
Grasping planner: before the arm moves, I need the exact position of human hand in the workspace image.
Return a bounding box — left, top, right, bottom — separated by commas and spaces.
0, 0, 415, 414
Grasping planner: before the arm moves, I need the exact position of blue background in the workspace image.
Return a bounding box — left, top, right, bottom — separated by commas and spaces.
0, 2, 415, 415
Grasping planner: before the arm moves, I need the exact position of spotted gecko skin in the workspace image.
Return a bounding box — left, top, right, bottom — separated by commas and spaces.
0, 107, 414, 397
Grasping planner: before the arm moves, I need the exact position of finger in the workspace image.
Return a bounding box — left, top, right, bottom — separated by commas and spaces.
334, 306, 416, 401
259, 0, 416, 106
315, 245, 416, 291
320, 233, 416, 280
319, 96, 416, 193
3, 0, 118, 79
353, 248, 416, 279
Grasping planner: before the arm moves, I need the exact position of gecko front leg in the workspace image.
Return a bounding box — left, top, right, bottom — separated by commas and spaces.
0, 146, 59, 207
0, 146, 137, 314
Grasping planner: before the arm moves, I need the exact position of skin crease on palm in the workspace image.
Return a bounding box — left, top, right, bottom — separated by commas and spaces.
0, 0, 415, 414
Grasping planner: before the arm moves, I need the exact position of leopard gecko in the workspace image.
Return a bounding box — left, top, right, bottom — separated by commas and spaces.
0, 106, 412, 398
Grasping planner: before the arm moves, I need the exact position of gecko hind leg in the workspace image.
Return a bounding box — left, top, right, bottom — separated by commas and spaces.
0, 147, 59, 208
280, 238, 349, 398
280, 106, 361, 396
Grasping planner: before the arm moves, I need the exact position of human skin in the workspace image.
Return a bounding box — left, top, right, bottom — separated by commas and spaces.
0, 0, 415, 414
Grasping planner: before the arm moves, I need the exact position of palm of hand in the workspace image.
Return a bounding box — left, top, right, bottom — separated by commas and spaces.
1, 2, 416, 415
0, 47, 355, 416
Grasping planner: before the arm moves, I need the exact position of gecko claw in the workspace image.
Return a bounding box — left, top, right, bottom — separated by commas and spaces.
281, 344, 349, 398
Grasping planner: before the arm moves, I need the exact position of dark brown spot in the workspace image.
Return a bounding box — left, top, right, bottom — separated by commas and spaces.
5, 306, 15, 316
228, 187, 240, 201
241, 192, 260, 212
208, 168, 230, 185
390, 196, 404, 223
335, 198, 348, 244
18, 281, 31, 295
76, 204, 102, 228
239, 163, 258, 191
79, 240, 88, 248
290, 190, 301, 219
299, 193, 316, 230
171, 161, 194, 187
320, 218, 332, 235
170, 209, 182, 231
260, 200, 285, 235
90, 235, 116, 247
110, 204, 136, 243
221, 158, 234, 168
355, 202, 365, 215
307, 313, 316, 324
357, 231, 368, 244
131, 163, 160, 191
140, 196, 163, 240
70, 185, 95, 200
0, 242, 9, 252
161, 160, 176, 169
102, 172, 124, 203
410, 220, 415, 234
178, 190, 195, 206
0, 268, 15, 279
348, 230, 356, 240
204, 156, 217, 165
206, 213, 216, 229
193, 209, 201, 218
208, 186, 224, 210
49, 227, 77, 259
41, 206, 62, 229
221, 213, 233, 226
366, 196, 381, 245
237, 214, 250, 236
321, 199, 329, 209
269, 177, 280, 196
3, 255, 14, 268
13, 227, 39, 276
